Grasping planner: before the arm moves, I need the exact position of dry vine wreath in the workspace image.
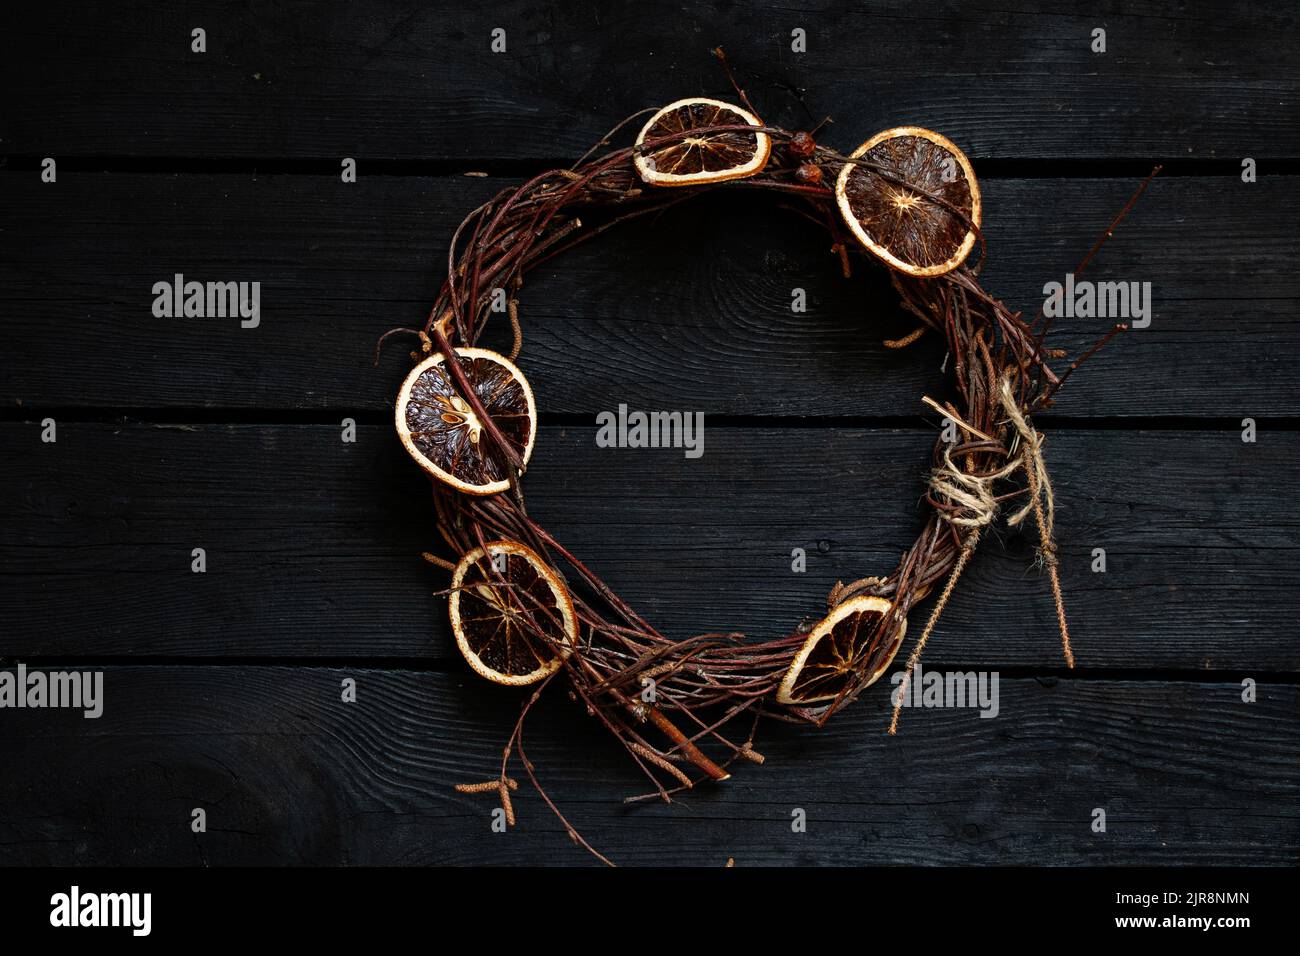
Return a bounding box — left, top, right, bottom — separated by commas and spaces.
381, 59, 1153, 864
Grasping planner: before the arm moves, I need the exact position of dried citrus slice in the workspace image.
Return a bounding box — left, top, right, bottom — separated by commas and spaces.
449, 540, 577, 686
775, 595, 907, 705
395, 347, 536, 495
834, 126, 981, 277
634, 97, 771, 187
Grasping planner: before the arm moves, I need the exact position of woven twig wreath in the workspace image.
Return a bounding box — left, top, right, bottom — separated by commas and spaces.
385, 78, 1136, 863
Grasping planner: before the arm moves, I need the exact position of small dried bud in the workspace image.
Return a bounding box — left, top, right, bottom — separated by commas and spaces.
795, 162, 823, 185
789, 131, 816, 158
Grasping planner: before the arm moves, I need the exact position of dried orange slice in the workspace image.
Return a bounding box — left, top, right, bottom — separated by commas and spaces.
835, 126, 981, 277
449, 540, 577, 686
395, 347, 536, 495
634, 97, 771, 187
775, 595, 907, 705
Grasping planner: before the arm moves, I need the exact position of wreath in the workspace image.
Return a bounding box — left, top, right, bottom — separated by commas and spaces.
381, 58, 1150, 864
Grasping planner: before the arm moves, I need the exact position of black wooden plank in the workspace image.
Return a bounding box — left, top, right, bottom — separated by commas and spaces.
3, 1, 1297, 162
3, 173, 1296, 415
3, 422, 1296, 670
0, 666, 1294, 865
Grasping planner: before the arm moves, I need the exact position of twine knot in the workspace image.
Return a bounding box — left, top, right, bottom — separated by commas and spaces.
927, 448, 1019, 531
925, 375, 1058, 541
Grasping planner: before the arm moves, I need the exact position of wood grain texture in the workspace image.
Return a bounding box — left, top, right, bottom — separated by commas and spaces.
0, 666, 1294, 866
4, 422, 1296, 670
2, 0, 1296, 871
3, 173, 1296, 415
3, 1, 1297, 161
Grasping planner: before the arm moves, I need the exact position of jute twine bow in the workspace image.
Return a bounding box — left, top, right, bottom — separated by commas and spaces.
889, 374, 1075, 734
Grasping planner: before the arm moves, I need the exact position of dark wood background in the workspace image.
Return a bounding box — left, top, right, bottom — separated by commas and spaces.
2, 0, 1297, 866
